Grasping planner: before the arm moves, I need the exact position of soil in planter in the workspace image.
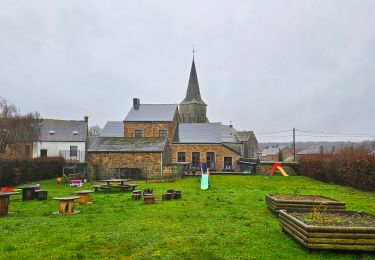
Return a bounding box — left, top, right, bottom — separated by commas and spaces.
272, 194, 334, 202
291, 211, 375, 227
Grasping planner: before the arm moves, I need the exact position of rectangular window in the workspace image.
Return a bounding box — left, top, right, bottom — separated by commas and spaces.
25, 145, 30, 157
70, 146, 78, 157
177, 152, 186, 162
158, 129, 167, 137
192, 152, 200, 168
40, 149, 47, 157
134, 129, 144, 137
206, 152, 215, 169
224, 157, 233, 170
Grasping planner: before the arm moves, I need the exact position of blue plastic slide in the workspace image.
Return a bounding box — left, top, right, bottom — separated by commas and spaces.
201, 163, 209, 190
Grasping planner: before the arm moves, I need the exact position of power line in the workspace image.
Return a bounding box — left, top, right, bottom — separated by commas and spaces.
256, 130, 291, 135
296, 129, 375, 137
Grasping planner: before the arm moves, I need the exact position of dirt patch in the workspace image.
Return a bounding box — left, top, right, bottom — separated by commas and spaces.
291, 211, 375, 227
272, 194, 334, 202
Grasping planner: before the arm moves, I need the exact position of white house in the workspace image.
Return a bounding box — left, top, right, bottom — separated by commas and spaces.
33, 117, 88, 162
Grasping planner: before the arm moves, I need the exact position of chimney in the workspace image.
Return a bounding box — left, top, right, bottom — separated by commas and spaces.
84, 115, 88, 123
133, 98, 140, 110
229, 120, 233, 128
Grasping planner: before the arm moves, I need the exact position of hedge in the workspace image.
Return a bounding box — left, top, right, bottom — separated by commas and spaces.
0, 157, 65, 187
299, 148, 375, 192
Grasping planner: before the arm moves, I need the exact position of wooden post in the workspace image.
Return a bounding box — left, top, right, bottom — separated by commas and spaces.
0, 196, 9, 216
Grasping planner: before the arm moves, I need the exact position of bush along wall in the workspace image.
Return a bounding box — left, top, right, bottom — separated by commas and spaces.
0, 157, 65, 187
299, 148, 375, 192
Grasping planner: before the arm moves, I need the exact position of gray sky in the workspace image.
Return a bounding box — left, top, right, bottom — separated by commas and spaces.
1, 1, 374, 142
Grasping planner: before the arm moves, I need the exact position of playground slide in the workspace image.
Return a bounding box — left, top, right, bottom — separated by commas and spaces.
201, 173, 209, 190
276, 166, 289, 176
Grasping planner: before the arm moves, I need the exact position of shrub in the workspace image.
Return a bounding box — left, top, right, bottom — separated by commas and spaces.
0, 157, 65, 187
299, 148, 375, 192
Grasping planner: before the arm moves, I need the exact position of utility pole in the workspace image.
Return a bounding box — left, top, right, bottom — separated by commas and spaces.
293, 128, 296, 161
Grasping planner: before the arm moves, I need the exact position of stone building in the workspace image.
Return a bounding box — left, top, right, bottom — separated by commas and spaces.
87, 57, 258, 175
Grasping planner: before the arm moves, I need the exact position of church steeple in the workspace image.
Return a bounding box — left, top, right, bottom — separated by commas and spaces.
181, 58, 206, 105
179, 56, 208, 123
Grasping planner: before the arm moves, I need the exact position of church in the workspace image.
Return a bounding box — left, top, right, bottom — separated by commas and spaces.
87, 57, 258, 176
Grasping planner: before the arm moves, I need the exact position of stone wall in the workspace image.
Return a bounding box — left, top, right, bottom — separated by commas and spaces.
179, 103, 208, 123
87, 152, 163, 178
171, 143, 241, 171
124, 111, 179, 144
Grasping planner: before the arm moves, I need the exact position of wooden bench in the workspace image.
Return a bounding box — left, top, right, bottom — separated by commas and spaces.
92, 185, 112, 192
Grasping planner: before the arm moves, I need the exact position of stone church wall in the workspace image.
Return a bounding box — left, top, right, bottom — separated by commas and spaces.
171, 143, 241, 171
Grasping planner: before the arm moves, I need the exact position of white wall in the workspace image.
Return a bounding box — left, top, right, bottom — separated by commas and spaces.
33, 141, 86, 162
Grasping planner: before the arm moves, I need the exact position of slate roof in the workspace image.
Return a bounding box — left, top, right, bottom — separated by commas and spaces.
39, 119, 87, 142
261, 146, 286, 156
88, 137, 167, 152
297, 145, 329, 155
221, 125, 240, 143
173, 123, 222, 144
180, 59, 206, 105
236, 131, 255, 142
101, 121, 124, 137
124, 104, 178, 122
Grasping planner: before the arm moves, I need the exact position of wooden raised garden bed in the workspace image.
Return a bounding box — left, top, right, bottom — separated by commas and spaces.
279, 210, 375, 251
266, 194, 346, 213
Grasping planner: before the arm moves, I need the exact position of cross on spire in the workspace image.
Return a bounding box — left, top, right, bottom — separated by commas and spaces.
192, 44, 197, 59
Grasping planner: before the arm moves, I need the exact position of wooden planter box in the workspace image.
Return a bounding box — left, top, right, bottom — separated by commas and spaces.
266, 194, 346, 213
279, 210, 375, 251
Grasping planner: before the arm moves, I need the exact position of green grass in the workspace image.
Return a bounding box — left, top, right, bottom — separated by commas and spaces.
1, 176, 375, 259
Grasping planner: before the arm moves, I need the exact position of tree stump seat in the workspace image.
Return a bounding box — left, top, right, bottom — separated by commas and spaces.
35, 190, 48, 200
132, 190, 142, 200
173, 190, 182, 199
53, 196, 80, 215
75, 190, 94, 204
0, 192, 19, 216
143, 188, 153, 196
162, 193, 173, 200
144, 195, 156, 205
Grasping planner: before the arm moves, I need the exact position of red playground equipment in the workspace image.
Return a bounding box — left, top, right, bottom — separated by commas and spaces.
270, 162, 289, 176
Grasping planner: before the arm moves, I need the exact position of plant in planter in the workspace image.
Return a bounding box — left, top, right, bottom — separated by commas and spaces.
265, 194, 346, 213
279, 209, 375, 251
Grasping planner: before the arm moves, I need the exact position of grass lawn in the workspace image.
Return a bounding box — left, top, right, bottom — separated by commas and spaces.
1, 176, 375, 259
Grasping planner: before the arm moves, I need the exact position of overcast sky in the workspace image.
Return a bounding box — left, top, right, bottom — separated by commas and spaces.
1, 1, 374, 142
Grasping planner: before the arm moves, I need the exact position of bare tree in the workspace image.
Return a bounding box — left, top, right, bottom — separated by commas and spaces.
88, 125, 102, 136
0, 97, 41, 154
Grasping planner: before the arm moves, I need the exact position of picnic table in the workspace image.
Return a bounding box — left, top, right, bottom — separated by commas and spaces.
0, 192, 19, 216
98, 179, 131, 186
19, 185, 39, 201
53, 196, 80, 215
75, 190, 94, 204
94, 179, 138, 192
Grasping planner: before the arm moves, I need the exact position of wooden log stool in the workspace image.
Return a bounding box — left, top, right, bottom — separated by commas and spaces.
162, 192, 172, 200
75, 190, 94, 205
35, 190, 48, 200
0, 192, 19, 216
143, 188, 153, 196
144, 195, 156, 205
132, 190, 142, 200
53, 196, 80, 215
173, 190, 182, 199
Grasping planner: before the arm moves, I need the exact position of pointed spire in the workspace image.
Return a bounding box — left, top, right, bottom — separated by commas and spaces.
181, 58, 206, 105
